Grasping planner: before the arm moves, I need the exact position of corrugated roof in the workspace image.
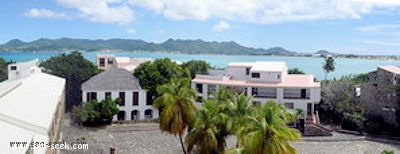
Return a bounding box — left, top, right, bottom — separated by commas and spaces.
82, 68, 142, 91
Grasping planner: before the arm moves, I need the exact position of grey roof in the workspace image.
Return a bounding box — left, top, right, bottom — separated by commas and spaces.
82, 69, 142, 91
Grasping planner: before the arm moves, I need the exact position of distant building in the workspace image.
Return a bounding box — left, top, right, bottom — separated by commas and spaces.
0, 59, 66, 153
192, 61, 321, 123
360, 65, 400, 125
96, 54, 152, 72
82, 69, 158, 121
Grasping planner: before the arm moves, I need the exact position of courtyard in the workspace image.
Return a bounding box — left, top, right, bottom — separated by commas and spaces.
60, 115, 400, 154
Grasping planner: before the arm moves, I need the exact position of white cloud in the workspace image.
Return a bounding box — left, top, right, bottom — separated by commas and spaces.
355, 24, 400, 32
128, 0, 400, 24
56, 0, 134, 25
126, 28, 136, 34
360, 39, 400, 47
212, 21, 230, 32
24, 8, 70, 19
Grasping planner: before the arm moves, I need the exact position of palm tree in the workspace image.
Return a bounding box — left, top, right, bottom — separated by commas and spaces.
322, 56, 335, 80
212, 86, 236, 103
238, 102, 301, 154
225, 93, 253, 148
186, 99, 229, 154
154, 78, 197, 154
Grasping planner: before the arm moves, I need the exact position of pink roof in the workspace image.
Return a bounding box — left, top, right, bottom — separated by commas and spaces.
193, 74, 320, 88
379, 66, 400, 74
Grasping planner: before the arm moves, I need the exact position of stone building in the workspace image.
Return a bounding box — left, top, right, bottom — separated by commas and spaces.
360, 65, 400, 125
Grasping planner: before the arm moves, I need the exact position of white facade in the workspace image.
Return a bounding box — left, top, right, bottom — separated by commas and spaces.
96, 54, 152, 72
0, 59, 66, 154
81, 69, 158, 121
192, 61, 321, 122
81, 90, 159, 121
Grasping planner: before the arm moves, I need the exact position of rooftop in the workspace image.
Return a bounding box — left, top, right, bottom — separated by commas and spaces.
378, 65, 400, 74
82, 68, 142, 91
251, 61, 287, 72
193, 74, 319, 88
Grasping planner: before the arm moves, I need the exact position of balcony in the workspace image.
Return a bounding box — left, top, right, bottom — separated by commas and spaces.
283, 89, 310, 99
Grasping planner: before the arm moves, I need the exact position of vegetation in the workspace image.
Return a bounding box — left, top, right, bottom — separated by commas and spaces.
153, 78, 197, 154
288, 68, 305, 74
71, 96, 119, 126
320, 76, 365, 131
0, 38, 295, 55
237, 102, 300, 154
0, 57, 9, 82
40, 51, 99, 111
134, 58, 190, 100
322, 56, 335, 80
182, 60, 212, 78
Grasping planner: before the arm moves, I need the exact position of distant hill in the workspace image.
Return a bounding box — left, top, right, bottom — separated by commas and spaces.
315, 50, 336, 55
0, 38, 297, 55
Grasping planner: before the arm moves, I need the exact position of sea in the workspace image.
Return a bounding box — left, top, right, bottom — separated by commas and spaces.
1, 51, 399, 80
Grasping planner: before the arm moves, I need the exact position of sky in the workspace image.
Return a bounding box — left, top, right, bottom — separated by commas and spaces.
1, 0, 400, 55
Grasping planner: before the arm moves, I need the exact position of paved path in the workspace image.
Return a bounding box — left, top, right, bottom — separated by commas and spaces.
60, 116, 400, 154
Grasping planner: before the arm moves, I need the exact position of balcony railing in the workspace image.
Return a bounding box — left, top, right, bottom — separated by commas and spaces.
283, 96, 310, 99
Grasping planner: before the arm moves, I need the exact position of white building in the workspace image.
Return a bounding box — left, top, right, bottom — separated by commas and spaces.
0, 59, 66, 154
192, 61, 321, 123
81, 68, 158, 121
96, 54, 152, 72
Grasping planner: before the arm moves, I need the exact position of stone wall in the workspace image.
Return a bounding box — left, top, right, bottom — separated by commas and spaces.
360, 68, 399, 125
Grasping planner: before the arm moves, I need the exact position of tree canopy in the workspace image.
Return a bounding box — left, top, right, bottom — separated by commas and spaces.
182, 59, 212, 78
133, 58, 190, 99
71, 96, 120, 126
0, 57, 8, 82
40, 51, 99, 111
288, 68, 305, 74
322, 56, 335, 80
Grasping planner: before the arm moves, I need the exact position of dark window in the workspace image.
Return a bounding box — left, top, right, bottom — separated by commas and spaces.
105, 92, 111, 99
117, 111, 125, 120
87, 92, 97, 102
145, 109, 153, 119
107, 58, 114, 64
246, 67, 251, 75
252, 87, 258, 95
10, 66, 17, 70
146, 93, 153, 105
251, 72, 260, 78
133, 92, 139, 106
307, 103, 312, 115
196, 84, 203, 93
119, 92, 125, 106
99, 58, 105, 67
196, 96, 203, 103
277, 74, 280, 79
131, 110, 139, 120
301, 89, 306, 98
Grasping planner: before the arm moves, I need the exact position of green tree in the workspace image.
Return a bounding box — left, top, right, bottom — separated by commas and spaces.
71, 96, 119, 126
40, 51, 99, 111
182, 59, 212, 79
0, 57, 9, 82
186, 99, 229, 154
288, 68, 305, 74
322, 56, 335, 80
134, 58, 190, 100
237, 102, 300, 154
153, 78, 197, 154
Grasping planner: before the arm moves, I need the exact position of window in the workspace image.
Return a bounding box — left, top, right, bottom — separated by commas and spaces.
277, 74, 280, 79
246, 67, 251, 75
99, 58, 105, 67
117, 111, 125, 120
196, 96, 203, 103
107, 58, 114, 64
251, 72, 260, 78
133, 92, 139, 106
131, 110, 139, 120
207, 84, 216, 95
146, 93, 153, 105
196, 84, 203, 93
86, 92, 97, 102
301, 89, 306, 98
284, 103, 294, 110
10, 66, 17, 70
252, 87, 258, 95
105, 92, 111, 99
119, 92, 125, 106
145, 109, 153, 119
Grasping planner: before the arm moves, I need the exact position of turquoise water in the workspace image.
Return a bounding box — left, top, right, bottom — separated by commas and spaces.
1, 51, 399, 80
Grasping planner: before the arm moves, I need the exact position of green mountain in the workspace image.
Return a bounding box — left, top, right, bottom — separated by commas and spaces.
0, 38, 297, 55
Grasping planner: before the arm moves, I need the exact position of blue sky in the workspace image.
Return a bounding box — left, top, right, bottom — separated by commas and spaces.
1, 0, 400, 55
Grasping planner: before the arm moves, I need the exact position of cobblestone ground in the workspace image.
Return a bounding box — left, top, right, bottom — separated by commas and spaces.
61, 115, 400, 154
